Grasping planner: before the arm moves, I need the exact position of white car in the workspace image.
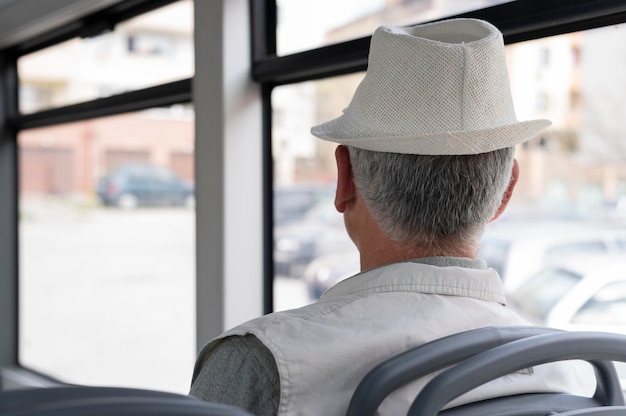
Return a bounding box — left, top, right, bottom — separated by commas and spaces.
508, 255, 626, 329
508, 255, 626, 386
479, 220, 626, 293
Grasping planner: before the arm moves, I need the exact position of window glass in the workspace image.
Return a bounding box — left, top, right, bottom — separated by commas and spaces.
272, 74, 362, 311
271, 23, 626, 320
19, 105, 195, 393
276, 0, 515, 55
18, 0, 193, 114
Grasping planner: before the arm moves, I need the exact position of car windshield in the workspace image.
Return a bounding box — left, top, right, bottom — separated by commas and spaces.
478, 238, 512, 278
274, 185, 333, 226
509, 267, 582, 321
572, 280, 626, 325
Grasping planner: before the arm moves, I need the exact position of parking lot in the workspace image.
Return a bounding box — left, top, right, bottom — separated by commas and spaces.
19, 198, 309, 393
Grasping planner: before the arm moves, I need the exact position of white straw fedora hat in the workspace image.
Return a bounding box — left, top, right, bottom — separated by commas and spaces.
311, 18, 550, 155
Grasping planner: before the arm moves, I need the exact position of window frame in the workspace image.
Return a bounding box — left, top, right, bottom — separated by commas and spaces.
251, 0, 626, 86
250, 0, 626, 313
2, 0, 626, 386
0, 0, 191, 384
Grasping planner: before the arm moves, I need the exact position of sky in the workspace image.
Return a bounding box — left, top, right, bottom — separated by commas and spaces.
276, 0, 384, 54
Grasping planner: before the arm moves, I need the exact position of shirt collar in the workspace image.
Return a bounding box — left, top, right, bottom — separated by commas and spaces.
321, 257, 506, 305
407, 256, 489, 269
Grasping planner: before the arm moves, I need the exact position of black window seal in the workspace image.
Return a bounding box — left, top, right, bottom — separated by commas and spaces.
4, 0, 180, 58
249, 0, 277, 313
252, 0, 626, 86
5, 0, 193, 132
9, 79, 192, 131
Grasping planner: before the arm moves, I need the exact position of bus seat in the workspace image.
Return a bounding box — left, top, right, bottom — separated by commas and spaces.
0, 385, 253, 416
411, 330, 626, 416
347, 326, 625, 416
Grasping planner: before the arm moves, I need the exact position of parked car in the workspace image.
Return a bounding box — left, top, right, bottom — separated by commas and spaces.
304, 219, 626, 301
304, 249, 359, 300
508, 255, 626, 384
509, 255, 626, 328
274, 183, 334, 226
274, 198, 354, 279
96, 164, 194, 209
479, 220, 626, 293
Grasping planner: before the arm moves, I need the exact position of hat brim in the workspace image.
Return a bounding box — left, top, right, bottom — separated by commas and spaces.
311, 119, 551, 155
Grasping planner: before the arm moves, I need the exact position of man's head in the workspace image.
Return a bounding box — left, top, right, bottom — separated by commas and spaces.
311, 18, 547, 262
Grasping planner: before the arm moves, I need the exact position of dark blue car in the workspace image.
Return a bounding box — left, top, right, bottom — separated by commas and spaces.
96, 164, 195, 209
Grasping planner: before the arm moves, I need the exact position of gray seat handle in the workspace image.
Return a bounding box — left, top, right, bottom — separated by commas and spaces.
556, 406, 626, 415
408, 331, 626, 416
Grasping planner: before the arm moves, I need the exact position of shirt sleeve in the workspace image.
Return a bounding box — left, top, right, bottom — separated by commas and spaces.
189, 334, 280, 416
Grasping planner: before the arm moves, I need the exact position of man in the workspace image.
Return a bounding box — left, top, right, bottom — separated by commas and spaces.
190, 18, 593, 415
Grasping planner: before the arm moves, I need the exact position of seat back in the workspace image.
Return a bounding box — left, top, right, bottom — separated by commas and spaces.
347, 326, 625, 416
0, 386, 253, 416
409, 331, 626, 416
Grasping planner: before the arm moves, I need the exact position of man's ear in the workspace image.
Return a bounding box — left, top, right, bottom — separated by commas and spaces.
334, 145, 356, 213
490, 159, 520, 222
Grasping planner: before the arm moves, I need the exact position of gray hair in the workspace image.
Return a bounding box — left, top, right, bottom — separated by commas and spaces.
348, 146, 515, 252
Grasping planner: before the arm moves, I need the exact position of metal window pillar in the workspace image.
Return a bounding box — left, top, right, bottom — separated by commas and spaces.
0, 51, 19, 385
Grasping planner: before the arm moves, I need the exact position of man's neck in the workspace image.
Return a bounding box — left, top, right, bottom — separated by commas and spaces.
344, 190, 479, 271
357, 233, 478, 271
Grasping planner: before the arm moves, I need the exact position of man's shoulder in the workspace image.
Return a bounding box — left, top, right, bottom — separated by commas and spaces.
190, 334, 280, 415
